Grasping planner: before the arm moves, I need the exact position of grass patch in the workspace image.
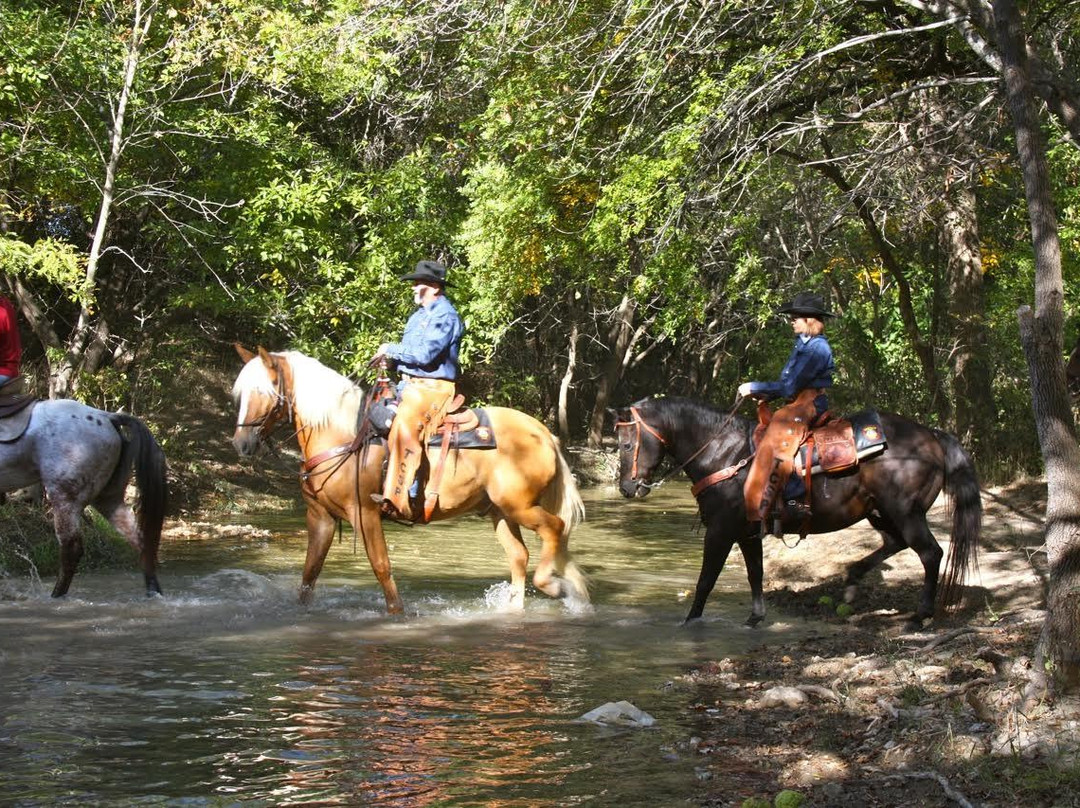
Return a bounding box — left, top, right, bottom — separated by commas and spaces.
973, 753, 1080, 805
0, 500, 138, 580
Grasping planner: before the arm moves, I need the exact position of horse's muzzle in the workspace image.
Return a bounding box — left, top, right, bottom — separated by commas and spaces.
232, 428, 260, 457
619, 479, 651, 499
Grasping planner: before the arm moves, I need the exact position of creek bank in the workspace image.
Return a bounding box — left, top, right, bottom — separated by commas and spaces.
683, 478, 1079, 808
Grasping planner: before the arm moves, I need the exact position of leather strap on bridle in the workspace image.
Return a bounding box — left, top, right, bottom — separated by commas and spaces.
616, 398, 751, 496
613, 406, 668, 482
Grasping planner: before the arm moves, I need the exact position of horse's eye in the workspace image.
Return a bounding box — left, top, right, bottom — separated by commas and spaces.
622, 442, 632, 451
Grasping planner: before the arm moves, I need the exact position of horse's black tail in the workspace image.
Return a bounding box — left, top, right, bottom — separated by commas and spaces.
934, 429, 982, 610
111, 414, 169, 596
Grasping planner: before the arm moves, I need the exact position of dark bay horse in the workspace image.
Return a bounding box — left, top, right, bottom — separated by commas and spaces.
0, 400, 167, 597
231, 346, 588, 613
614, 396, 981, 626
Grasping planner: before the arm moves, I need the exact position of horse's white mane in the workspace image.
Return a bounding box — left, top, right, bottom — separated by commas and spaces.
233, 351, 363, 434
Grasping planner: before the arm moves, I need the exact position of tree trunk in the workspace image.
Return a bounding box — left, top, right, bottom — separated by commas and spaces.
51, 0, 153, 398
790, 143, 952, 424
558, 313, 579, 441
587, 291, 636, 447
995, 0, 1080, 694
941, 173, 996, 449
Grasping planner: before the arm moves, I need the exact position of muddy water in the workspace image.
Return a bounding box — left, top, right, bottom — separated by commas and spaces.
0, 486, 824, 806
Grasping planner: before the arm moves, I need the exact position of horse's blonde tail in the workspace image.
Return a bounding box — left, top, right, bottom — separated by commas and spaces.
542, 436, 590, 603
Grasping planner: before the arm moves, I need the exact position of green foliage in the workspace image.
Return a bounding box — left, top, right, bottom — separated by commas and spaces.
0, 502, 137, 579
772, 790, 805, 808
740, 798, 772, 808
0, 0, 1074, 462
0, 234, 86, 302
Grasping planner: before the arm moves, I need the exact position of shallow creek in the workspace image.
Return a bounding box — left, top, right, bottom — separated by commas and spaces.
0, 486, 826, 806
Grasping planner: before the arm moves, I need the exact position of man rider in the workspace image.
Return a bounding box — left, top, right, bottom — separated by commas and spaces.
371, 260, 464, 521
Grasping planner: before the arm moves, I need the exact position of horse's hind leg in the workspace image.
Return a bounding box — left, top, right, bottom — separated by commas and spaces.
50, 502, 84, 598
491, 511, 528, 609
842, 512, 907, 607
903, 514, 944, 624
506, 503, 568, 600
94, 492, 161, 596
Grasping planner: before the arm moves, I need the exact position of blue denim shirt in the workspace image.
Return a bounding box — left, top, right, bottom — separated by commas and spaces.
383, 294, 463, 381
748, 334, 834, 408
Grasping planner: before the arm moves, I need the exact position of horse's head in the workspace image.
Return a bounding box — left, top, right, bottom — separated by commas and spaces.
232, 344, 293, 457
612, 400, 668, 499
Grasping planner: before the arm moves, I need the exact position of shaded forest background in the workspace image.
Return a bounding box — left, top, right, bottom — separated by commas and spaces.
2, 0, 1079, 480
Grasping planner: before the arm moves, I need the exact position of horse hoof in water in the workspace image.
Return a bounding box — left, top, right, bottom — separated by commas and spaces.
744, 613, 765, 628
298, 584, 315, 607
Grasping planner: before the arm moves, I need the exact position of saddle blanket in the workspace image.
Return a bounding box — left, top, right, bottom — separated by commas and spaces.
364, 399, 497, 450
429, 408, 497, 450
795, 409, 887, 476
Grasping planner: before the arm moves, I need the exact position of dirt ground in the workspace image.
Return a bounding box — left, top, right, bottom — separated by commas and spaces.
682, 479, 1080, 808
161, 360, 1077, 808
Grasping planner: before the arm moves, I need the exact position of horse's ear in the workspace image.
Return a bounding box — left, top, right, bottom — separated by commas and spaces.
235, 343, 256, 364
257, 346, 275, 369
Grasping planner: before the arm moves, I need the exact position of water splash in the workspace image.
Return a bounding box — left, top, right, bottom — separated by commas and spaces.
482, 581, 517, 610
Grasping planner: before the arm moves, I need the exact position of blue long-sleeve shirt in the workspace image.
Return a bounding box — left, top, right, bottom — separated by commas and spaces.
383, 294, 464, 381
748, 334, 834, 404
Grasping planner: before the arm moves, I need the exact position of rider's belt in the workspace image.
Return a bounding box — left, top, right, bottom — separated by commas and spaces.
401, 376, 456, 394
400, 373, 454, 382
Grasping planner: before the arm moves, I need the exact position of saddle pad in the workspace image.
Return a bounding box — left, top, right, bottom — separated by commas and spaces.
796, 409, 887, 475
429, 408, 497, 450
0, 396, 38, 443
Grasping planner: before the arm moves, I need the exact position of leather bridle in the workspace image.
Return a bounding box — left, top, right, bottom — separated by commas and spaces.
237, 360, 293, 438
615, 400, 752, 496
614, 406, 669, 489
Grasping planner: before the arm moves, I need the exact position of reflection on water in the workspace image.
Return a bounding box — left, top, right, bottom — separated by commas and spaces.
0, 486, 824, 806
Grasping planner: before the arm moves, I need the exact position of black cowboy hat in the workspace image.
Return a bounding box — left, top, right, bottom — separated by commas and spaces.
776, 291, 834, 319
399, 260, 450, 286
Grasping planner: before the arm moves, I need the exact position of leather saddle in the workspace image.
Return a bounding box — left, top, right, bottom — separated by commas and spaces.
751, 408, 887, 478
0, 391, 38, 443
792, 409, 888, 476
360, 392, 498, 524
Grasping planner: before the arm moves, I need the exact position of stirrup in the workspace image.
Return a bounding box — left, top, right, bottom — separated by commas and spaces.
371, 493, 414, 524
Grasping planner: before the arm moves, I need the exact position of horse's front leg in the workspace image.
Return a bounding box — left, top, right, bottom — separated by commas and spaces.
299, 504, 337, 607
684, 522, 736, 624
736, 529, 766, 627
491, 511, 528, 610
357, 499, 404, 615
50, 504, 83, 598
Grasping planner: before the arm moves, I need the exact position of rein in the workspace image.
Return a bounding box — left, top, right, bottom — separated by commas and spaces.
616, 397, 752, 496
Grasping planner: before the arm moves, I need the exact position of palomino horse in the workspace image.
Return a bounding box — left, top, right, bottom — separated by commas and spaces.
614, 396, 981, 627
0, 399, 167, 597
230, 346, 588, 613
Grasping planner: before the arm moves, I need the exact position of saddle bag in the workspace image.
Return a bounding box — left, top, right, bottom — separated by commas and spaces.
796, 410, 888, 475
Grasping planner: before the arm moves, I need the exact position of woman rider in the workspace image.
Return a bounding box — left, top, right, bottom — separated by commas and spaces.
737, 291, 835, 529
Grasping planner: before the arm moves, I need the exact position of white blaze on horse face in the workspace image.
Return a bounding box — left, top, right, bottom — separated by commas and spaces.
236, 387, 254, 428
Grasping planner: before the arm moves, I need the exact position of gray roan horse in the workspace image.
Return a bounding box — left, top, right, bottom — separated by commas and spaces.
0, 399, 168, 597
